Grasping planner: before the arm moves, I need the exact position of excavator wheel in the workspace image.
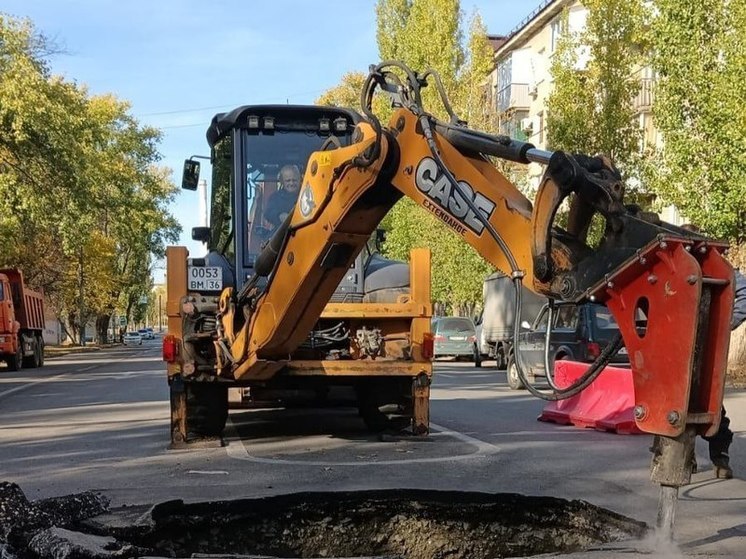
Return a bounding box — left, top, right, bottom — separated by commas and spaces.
185, 382, 229, 439
356, 378, 413, 433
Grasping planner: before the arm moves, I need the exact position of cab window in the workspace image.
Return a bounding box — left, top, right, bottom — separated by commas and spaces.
209, 135, 234, 260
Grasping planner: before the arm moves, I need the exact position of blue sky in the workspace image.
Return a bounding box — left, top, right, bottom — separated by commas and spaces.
4, 1, 546, 280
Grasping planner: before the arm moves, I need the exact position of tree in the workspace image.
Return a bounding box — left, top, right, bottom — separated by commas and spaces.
646, 0, 746, 242
0, 15, 180, 344
316, 72, 366, 109
546, 0, 646, 175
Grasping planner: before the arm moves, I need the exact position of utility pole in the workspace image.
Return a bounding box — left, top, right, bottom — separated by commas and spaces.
158, 294, 163, 332
78, 245, 85, 347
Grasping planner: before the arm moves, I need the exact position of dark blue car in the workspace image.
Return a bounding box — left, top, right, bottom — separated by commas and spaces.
507, 303, 629, 390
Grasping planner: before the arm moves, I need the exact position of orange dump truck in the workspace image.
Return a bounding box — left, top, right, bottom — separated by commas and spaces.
0, 269, 45, 370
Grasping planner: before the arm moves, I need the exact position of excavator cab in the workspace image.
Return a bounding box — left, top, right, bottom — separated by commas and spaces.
202, 105, 360, 286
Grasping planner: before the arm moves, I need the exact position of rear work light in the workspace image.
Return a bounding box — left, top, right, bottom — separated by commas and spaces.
333, 117, 347, 133
422, 332, 434, 360
163, 335, 179, 363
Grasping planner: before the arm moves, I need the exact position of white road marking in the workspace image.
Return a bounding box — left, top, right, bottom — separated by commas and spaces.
224, 418, 500, 466
187, 470, 230, 475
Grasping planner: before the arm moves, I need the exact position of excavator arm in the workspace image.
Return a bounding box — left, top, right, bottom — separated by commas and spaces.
213, 62, 734, 535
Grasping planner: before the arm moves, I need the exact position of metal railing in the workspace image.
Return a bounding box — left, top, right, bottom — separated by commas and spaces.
496, 83, 531, 113
504, 0, 557, 40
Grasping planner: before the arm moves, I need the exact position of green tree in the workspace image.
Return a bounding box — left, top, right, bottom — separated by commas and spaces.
546, 0, 646, 175
316, 72, 366, 109
646, 0, 746, 241
0, 14, 180, 344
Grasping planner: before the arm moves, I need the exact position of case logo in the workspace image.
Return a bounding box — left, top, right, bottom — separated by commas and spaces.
414, 157, 496, 235
299, 184, 316, 217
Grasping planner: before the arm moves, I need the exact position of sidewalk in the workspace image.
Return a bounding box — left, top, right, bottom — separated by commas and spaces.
44, 343, 119, 359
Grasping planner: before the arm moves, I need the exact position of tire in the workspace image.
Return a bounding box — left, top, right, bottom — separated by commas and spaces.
6, 341, 22, 372
37, 336, 45, 367
356, 378, 412, 433
473, 345, 482, 368
495, 345, 507, 370
186, 382, 229, 439
23, 337, 40, 369
506, 355, 526, 390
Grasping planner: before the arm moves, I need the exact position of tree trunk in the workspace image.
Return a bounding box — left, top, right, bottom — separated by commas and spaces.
96, 314, 111, 344
59, 313, 78, 345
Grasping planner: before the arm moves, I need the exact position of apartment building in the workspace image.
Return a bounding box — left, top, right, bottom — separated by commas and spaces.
486, 0, 681, 224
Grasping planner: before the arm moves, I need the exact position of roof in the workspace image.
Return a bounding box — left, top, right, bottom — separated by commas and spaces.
494, 0, 569, 57
206, 104, 361, 148
487, 35, 507, 52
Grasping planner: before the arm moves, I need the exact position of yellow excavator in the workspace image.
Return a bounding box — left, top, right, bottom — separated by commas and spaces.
164, 61, 734, 536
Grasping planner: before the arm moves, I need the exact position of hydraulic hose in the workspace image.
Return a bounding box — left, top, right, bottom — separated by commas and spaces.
396, 65, 622, 400
511, 277, 624, 401
359, 61, 624, 401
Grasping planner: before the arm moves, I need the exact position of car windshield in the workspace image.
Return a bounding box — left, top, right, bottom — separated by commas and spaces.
242, 126, 352, 268
437, 318, 474, 334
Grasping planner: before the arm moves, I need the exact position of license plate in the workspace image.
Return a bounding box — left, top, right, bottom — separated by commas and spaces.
449, 336, 466, 341
188, 266, 223, 291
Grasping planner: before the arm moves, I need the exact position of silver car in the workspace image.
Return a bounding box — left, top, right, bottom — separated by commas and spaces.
123, 332, 142, 346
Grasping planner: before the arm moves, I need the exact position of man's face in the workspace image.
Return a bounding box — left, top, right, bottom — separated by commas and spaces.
281, 170, 300, 191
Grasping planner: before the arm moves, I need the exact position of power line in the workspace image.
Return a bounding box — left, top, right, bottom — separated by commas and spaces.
159, 123, 208, 130
139, 104, 243, 117
137, 88, 329, 119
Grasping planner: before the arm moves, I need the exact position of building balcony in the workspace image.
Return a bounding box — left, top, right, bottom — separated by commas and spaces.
633, 78, 654, 112
496, 83, 531, 114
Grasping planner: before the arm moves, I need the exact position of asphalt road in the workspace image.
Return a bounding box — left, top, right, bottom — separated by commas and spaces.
1, 340, 745, 556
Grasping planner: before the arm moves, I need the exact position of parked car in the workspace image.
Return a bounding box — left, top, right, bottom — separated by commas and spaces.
507, 302, 628, 390
138, 328, 153, 340
123, 332, 143, 346
432, 316, 481, 367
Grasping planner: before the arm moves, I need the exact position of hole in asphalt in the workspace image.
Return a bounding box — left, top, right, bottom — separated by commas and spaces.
110, 489, 647, 558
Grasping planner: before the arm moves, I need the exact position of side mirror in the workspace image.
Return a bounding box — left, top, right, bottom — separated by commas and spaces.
520, 321, 532, 330
191, 226, 210, 243
182, 159, 201, 190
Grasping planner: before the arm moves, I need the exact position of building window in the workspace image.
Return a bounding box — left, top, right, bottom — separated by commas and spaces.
550, 17, 563, 53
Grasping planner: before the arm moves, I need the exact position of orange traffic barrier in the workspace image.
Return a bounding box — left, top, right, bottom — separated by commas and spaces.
538, 360, 643, 434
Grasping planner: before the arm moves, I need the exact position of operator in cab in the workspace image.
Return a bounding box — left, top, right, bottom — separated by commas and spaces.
265, 164, 301, 228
